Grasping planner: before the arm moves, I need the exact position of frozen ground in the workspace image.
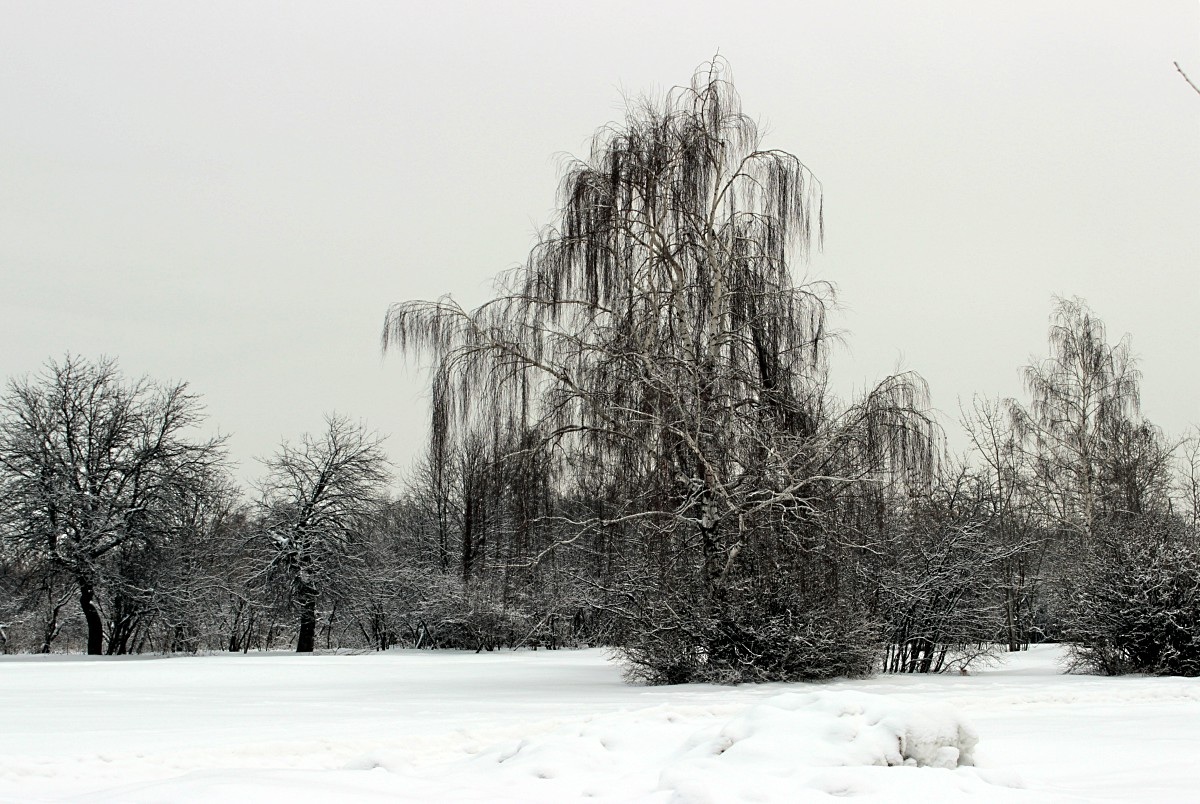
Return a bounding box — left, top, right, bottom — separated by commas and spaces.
1, 645, 1198, 802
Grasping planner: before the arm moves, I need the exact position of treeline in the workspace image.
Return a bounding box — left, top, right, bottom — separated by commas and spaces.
2, 61, 1197, 680
0, 361, 566, 657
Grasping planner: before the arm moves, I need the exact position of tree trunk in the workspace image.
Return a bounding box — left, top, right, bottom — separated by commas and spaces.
79, 578, 104, 656
39, 595, 66, 654
296, 589, 317, 653
462, 493, 476, 584
228, 600, 244, 652
1004, 582, 1019, 652
106, 595, 137, 655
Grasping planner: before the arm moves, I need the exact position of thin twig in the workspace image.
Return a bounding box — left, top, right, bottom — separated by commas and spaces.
1175, 62, 1200, 97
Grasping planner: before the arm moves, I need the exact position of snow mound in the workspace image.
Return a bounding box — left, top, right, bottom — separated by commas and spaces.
675, 691, 977, 770
448, 690, 981, 802
656, 692, 981, 802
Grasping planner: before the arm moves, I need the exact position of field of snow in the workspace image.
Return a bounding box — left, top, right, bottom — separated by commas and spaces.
1, 645, 1198, 802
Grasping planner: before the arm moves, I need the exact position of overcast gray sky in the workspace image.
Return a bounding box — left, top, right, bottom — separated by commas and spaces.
2, 1, 1197, 483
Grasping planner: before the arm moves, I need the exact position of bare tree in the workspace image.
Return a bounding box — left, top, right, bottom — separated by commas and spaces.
254, 415, 390, 653
0, 356, 227, 654
872, 464, 1014, 673
962, 395, 1045, 650
1001, 299, 1198, 662
385, 59, 935, 681
1175, 429, 1200, 536
127, 471, 244, 654
1008, 297, 1142, 545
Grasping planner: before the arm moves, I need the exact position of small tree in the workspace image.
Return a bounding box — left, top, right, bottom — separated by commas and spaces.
872, 466, 1011, 674
255, 415, 390, 653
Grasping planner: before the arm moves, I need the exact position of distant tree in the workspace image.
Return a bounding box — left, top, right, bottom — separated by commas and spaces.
0, 356, 227, 655
1008, 297, 1142, 545
1174, 430, 1200, 535
0, 554, 22, 653
1100, 418, 1174, 520
254, 415, 390, 653
0, 548, 76, 654
1001, 299, 1200, 666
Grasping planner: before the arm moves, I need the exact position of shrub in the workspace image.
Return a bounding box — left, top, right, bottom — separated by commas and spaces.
617, 579, 881, 685
1065, 521, 1200, 676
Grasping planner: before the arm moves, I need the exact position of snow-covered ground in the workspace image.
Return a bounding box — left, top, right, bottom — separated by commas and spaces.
2, 645, 1198, 802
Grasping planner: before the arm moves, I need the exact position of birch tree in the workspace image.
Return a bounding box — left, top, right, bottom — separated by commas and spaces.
1008, 297, 1141, 544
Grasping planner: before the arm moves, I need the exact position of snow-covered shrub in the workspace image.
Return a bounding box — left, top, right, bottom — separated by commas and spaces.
425, 590, 522, 652
862, 470, 1015, 674
618, 579, 881, 685
1065, 519, 1200, 676
873, 520, 1006, 674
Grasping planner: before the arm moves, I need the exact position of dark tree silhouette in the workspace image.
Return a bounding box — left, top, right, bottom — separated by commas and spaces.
385, 60, 936, 681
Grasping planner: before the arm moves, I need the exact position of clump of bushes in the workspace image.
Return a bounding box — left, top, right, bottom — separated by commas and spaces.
1065, 522, 1200, 676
